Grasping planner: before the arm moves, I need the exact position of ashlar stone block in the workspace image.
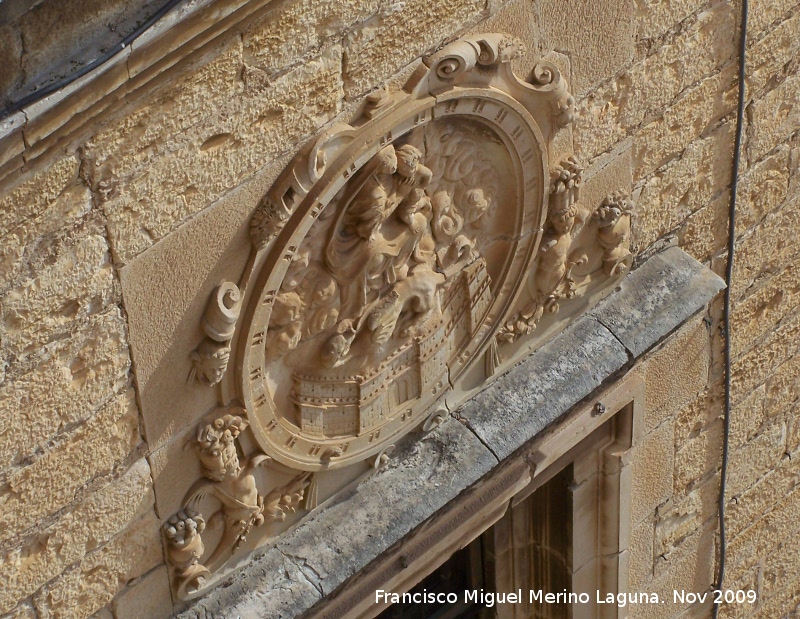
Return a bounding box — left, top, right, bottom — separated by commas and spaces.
0, 216, 115, 364
574, 2, 736, 164
727, 482, 800, 573
638, 316, 710, 434
32, 511, 162, 619
0, 460, 153, 615
631, 419, 675, 525
633, 122, 732, 253
632, 64, 737, 181
536, 0, 635, 93
731, 195, 800, 300
730, 299, 800, 403
342, 0, 485, 98
749, 70, 800, 164
111, 565, 172, 619
0, 309, 130, 471
243, 0, 380, 74
0, 156, 78, 243
92, 44, 343, 264
0, 391, 140, 546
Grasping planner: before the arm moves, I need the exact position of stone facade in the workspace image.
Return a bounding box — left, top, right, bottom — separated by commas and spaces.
0, 0, 799, 617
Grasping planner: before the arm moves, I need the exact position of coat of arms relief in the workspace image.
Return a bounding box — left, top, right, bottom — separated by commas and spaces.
165, 33, 633, 599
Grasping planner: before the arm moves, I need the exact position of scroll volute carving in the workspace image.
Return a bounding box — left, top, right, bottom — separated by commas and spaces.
189, 282, 242, 386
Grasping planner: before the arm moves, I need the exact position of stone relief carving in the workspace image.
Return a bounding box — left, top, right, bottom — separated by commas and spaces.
496, 159, 635, 345
165, 32, 635, 599
189, 282, 242, 385
164, 411, 309, 598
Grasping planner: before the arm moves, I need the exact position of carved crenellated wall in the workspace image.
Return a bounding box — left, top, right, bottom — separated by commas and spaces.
0, 0, 799, 617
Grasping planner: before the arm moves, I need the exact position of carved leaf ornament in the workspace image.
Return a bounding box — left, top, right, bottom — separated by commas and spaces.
167, 33, 633, 598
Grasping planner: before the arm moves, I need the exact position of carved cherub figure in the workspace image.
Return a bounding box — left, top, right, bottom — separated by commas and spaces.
266, 291, 303, 357
183, 414, 309, 571
164, 413, 311, 598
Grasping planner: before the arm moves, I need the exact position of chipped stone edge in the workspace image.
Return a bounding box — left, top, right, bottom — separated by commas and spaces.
172, 247, 724, 618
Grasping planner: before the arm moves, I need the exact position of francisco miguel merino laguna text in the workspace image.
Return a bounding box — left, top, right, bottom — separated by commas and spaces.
375, 589, 662, 607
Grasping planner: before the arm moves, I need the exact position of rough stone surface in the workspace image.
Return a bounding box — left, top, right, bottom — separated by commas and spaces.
656, 474, 718, 560
635, 0, 705, 41
731, 255, 800, 360
726, 453, 800, 539
591, 246, 725, 357
731, 306, 800, 404
0, 460, 153, 615
89, 43, 343, 264
0, 391, 140, 546
0, 157, 79, 245
736, 144, 793, 236
731, 195, 800, 300
0, 182, 93, 291
243, 0, 379, 75
727, 418, 787, 498
32, 511, 162, 619
674, 420, 721, 495
457, 317, 629, 461
727, 482, 800, 573
673, 390, 719, 448
342, 0, 485, 99
0, 602, 36, 619
0, 309, 131, 471
749, 70, 800, 164
747, 10, 800, 98
633, 122, 732, 253
176, 417, 497, 618
573, 2, 736, 164
679, 190, 731, 263
632, 65, 737, 181
0, 214, 116, 364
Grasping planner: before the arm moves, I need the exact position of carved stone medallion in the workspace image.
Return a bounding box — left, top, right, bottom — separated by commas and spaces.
237, 34, 574, 471
164, 34, 634, 598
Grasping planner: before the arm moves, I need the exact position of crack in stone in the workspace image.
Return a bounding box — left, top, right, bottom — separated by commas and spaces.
280, 551, 325, 597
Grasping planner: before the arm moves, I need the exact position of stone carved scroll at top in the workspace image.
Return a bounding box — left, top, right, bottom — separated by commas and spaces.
189, 282, 242, 386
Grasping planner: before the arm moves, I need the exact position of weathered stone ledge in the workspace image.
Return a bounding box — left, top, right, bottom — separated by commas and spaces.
174, 246, 724, 618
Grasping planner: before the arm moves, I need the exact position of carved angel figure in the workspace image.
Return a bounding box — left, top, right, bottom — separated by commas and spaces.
165, 413, 310, 595
498, 157, 586, 342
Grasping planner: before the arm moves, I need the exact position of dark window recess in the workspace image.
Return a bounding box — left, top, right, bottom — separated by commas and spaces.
377, 541, 486, 619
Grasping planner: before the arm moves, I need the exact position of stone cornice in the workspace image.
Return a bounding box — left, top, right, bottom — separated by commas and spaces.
0, 0, 293, 192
